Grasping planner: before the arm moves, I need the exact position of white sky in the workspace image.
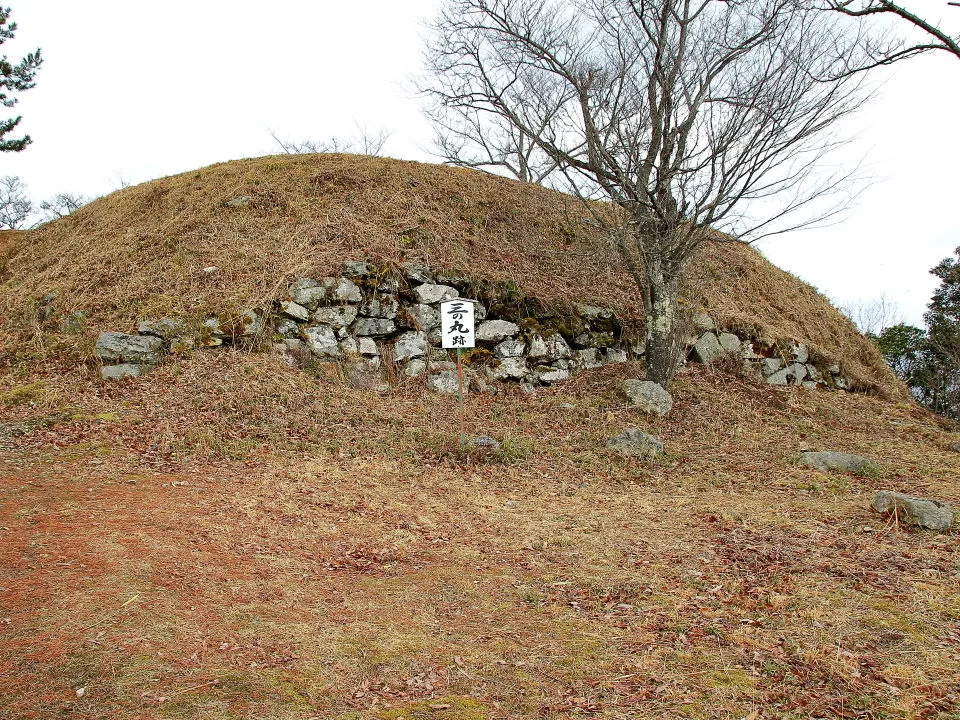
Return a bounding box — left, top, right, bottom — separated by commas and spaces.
3, 1, 958, 327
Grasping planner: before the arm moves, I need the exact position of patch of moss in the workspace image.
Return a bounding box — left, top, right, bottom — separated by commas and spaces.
0, 380, 46, 406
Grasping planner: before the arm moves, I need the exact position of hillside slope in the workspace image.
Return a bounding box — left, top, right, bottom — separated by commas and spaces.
0, 153, 895, 392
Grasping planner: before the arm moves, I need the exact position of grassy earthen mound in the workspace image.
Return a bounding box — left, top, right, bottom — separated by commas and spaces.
0, 153, 894, 392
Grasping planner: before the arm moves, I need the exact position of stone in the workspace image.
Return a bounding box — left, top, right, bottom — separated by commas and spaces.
527, 334, 548, 359
401, 263, 435, 284
469, 435, 501, 450
427, 369, 468, 395
574, 348, 603, 369
691, 332, 721, 364
288, 278, 326, 310
239, 309, 265, 337
313, 305, 358, 328
806, 364, 823, 382
280, 300, 310, 321
801, 381, 818, 390
761, 358, 784, 376
767, 362, 808, 386
543, 333, 572, 360
404, 304, 441, 331
404, 358, 427, 377
328, 277, 363, 304
357, 337, 379, 356
718, 333, 742, 354
607, 428, 664, 458
226, 195, 253, 207
394, 331, 428, 362
136, 318, 185, 339
834, 375, 850, 390
799, 451, 874, 474
551, 358, 571, 370
342, 260, 374, 277
490, 357, 528, 380
535, 366, 570, 384
574, 303, 613, 321
352, 318, 397, 336
413, 283, 459, 304
303, 325, 340, 357
339, 337, 359, 355
274, 318, 301, 338
871, 491, 954, 531
95, 332, 163, 365
475, 304, 488, 321
631, 341, 647, 357
623, 379, 674, 416
692, 312, 716, 332
604, 348, 628, 364
101, 363, 145, 380
791, 343, 809, 364
476, 320, 520, 343
495, 338, 526, 358
360, 294, 400, 319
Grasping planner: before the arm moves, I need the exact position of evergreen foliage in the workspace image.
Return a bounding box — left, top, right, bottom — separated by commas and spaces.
0, 6, 41, 152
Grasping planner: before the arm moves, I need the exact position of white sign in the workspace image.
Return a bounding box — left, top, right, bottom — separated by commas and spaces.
440, 299, 476, 349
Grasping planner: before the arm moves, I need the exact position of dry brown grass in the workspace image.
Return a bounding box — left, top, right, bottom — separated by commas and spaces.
0, 153, 896, 393
0, 356, 957, 720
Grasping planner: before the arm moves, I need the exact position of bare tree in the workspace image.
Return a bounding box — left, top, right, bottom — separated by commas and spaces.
824, 1, 959, 64
841, 294, 904, 335
0, 175, 32, 228
422, 0, 873, 387
428, 95, 561, 183
270, 122, 391, 157
38, 192, 88, 221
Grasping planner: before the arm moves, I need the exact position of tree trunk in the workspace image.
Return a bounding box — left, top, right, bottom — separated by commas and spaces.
644, 258, 681, 389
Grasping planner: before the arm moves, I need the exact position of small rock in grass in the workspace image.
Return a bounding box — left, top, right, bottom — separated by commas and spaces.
623, 379, 673, 416
799, 451, 874, 474
871, 490, 954, 531
607, 428, 663, 458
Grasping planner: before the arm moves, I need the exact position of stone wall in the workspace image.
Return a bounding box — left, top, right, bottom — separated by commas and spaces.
94, 260, 853, 392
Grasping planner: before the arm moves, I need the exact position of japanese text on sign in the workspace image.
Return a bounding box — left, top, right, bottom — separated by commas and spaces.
440, 299, 476, 349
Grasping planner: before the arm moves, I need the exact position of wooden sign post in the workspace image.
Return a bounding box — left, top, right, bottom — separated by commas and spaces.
440, 299, 476, 449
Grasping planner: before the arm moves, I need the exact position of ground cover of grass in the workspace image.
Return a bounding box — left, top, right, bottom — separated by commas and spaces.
0, 358, 957, 719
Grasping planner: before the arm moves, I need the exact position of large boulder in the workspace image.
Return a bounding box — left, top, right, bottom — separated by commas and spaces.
404, 304, 441, 331
352, 318, 397, 336
543, 333, 571, 360
871, 491, 954, 531
691, 332, 721, 364
136, 318, 186, 339
718, 332, 742, 354
607, 428, 664, 458
476, 320, 520, 343
360, 294, 400, 320
490, 357, 528, 380
288, 278, 327, 310
767, 362, 808, 386
95, 332, 163, 365
393, 331, 428, 362
414, 283, 459, 304
280, 300, 311, 322
303, 325, 340, 357
495, 338, 526, 358
313, 305, 358, 329
623, 380, 674, 416
799, 451, 874, 474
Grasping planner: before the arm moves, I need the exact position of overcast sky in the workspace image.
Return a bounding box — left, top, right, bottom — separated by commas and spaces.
3, 1, 958, 327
